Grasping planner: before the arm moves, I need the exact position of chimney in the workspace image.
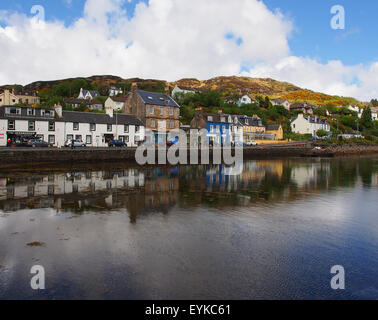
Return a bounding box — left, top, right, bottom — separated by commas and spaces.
131, 82, 138, 95
54, 103, 63, 118
106, 106, 114, 118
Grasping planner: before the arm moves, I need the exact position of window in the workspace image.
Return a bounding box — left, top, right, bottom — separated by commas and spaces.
245, 119, 249, 125
216, 125, 220, 133
158, 121, 165, 129
86, 135, 92, 144
8, 120, 15, 130
48, 121, 55, 131
125, 136, 129, 142
67, 134, 73, 141
160, 107, 164, 115
168, 121, 175, 129
5, 107, 21, 115
150, 119, 155, 127
210, 125, 214, 132
207, 116, 213, 121
135, 125, 140, 133
169, 107, 174, 116
149, 106, 154, 114
90, 123, 96, 131
73, 122, 79, 130
221, 117, 225, 122
27, 108, 35, 116
75, 135, 82, 141
41, 110, 54, 117
48, 135, 55, 144
28, 121, 35, 131
107, 124, 112, 132
124, 125, 129, 133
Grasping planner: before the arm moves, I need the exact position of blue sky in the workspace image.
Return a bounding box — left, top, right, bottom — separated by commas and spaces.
2, 0, 376, 66
264, 0, 378, 65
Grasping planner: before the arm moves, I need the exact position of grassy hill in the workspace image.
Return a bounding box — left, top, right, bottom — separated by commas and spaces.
0, 75, 365, 106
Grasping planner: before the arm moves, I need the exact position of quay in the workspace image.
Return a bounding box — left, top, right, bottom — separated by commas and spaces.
0, 142, 377, 169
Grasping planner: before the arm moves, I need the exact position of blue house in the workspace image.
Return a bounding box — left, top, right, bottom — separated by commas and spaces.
190, 110, 243, 145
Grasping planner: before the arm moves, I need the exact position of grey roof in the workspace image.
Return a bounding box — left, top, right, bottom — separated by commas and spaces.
0, 106, 143, 126
81, 89, 100, 97
271, 99, 288, 104
60, 111, 144, 126
137, 90, 180, 108
266, 124, 281, 131
237, 115, 264, 127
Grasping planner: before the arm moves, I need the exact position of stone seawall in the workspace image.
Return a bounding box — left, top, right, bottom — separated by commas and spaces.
0, 143, 377, 169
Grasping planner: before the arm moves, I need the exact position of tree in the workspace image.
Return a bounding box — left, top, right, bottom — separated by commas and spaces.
316, 129, 328, 137
370, 99, 378, 107
361, 107, 373, 129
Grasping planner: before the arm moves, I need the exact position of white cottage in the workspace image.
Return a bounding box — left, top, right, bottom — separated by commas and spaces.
291, 114, 330, 136
0, 105, 144, 147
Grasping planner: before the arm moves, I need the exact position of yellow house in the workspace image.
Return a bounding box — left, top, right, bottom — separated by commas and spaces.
266, 124, 284, 140
0, 90, 19, 106
0, 89, 40, 106
238, 115, 265, 142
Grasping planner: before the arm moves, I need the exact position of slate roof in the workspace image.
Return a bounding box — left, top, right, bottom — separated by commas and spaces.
60, 111, 144, 126
271, 99, 288, 104
137, 90, 180, 108
110, 96, 128, 103
81, 89, 100, 98
0, 106, 143, 126
266, 124, 281, 131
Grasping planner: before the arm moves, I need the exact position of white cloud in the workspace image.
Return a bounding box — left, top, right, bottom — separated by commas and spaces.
0, 0, 377, 101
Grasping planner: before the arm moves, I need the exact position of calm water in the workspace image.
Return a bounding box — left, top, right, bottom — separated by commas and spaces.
0, 157, 377, 300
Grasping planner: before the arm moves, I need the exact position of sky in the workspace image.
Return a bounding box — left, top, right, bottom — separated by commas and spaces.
0, 0, 377, 101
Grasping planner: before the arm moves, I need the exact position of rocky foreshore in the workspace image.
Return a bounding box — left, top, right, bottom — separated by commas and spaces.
309, 144, 378, 157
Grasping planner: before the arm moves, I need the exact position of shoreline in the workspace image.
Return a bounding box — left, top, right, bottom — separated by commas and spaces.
0, 144, 377, 170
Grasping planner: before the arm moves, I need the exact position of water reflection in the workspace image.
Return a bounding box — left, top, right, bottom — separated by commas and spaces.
0, 157, 377, 300
0, 157, 377, 220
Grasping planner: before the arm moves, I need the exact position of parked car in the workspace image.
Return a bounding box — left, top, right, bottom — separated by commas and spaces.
108, 140, 126, 147
65, 140, 86, 148
26, 139, 52, 148
246, 141, 258, 146
308, 136, 320, 142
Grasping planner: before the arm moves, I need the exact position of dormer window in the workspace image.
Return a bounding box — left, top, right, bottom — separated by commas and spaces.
221, 117, 225, 122
148, 96, 153, 100
228, 116, 232, 123
41, 110, 54, 117
207, 116, 213, 121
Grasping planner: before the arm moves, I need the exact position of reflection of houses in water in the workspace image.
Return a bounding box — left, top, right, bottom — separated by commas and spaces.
0, 170, 144, 202
0, 167, 180, 223
290, 161, 330, 188
205, 161, 284, 192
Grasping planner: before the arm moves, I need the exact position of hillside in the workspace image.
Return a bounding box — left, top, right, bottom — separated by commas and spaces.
0, 75, 363, 106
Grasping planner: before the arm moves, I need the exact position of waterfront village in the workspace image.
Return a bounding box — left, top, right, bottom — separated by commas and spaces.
0, 80, 377, 148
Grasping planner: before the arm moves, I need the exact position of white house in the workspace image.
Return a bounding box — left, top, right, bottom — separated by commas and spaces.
290, 102, 315, 115
77, 88, 100, 100
0, 105, 144, 147
291, 114, 330, 136
109, 86, 123, 97
271, 98, 291, 110
104, 96, 128, 111
171, 85, 203, 96
238, 95, 253, 105
372, 107, 378, 121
